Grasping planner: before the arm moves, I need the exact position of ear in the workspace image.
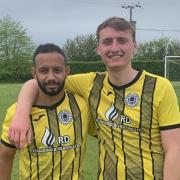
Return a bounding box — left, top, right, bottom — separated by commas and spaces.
96, 46, 101, 55
133, 41, 138, 54
32, 67, 36, 79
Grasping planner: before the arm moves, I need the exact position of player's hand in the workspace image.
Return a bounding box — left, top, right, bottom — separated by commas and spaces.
8, 114, 33, 150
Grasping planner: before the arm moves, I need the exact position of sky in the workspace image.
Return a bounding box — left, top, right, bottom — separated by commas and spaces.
0, 0, 180, 46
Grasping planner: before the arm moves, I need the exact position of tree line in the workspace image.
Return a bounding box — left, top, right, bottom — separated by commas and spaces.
0, 16, 180, 82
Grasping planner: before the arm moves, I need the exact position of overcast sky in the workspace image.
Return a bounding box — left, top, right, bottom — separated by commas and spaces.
1, 0, 180, 46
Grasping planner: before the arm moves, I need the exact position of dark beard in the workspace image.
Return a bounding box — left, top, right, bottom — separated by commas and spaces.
36, 77, 65, 96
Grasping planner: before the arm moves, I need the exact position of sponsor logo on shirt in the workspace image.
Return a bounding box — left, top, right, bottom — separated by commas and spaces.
98, 103, 140, 132
105, 104, 132, 124
31, 127, 80, 153
105, 103, 118, 121
96, 118, 140, 132
42, 127, 56, 147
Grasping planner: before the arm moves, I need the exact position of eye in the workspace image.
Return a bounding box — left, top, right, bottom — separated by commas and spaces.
53, 68, 63, 73
117, 37, 128, 44
102, 38, 113, 45
39, 68, 48, 74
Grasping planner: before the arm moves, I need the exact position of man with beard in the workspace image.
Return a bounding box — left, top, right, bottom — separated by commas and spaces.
7, 17, 180, 179
0, 43, 94, 179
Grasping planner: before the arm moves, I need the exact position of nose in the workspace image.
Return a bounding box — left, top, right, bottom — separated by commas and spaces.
47, 70, 55, 80
110, 40, 119, 52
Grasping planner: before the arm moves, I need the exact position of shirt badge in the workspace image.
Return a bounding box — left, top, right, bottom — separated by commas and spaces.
58, 110, 73, 124
125, 93, 139, 107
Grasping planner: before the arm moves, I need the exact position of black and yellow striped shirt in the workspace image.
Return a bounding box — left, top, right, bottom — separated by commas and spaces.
66, 70, 180, 180
1, 92, 93, 180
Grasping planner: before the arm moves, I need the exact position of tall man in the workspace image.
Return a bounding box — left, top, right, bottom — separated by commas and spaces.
8, 17, 180, 179
0, 43, 93, 179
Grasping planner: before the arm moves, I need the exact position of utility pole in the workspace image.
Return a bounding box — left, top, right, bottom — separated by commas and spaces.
122, 3, 141, 31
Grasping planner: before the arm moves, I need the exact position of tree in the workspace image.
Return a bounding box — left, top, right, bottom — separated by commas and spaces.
135, 37, 180, 61
63, 34, 100, 61
0, 15, 35, 79
166, 39, 180, 56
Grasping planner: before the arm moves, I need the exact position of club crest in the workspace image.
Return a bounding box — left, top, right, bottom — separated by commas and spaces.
125, 93, 139, 107
58, 110, 73, 124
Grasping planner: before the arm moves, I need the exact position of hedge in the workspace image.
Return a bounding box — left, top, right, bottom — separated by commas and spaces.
0, 60, 166, 82
69, 60, 164, 76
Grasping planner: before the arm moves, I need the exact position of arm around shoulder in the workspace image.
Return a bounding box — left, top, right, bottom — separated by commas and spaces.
8, 79, 38, 149
16, 79, 39, 115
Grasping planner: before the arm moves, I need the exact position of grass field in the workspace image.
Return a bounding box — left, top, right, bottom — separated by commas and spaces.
172, 82, 180, 101
0, 83, 180, 179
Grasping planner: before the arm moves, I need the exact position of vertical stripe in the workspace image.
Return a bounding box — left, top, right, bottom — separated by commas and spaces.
89, 72, 106, 119
140, 75, 156, 179
54, 108, 62, 180
103, 146, 117, 180
88, 73, 105, 180
114, 89, 126, 180
68, 92, 83, 180
27, 145, 32, 180
46, 109, 57, 180
97, 138, 102, 178
30, 115, 40, 180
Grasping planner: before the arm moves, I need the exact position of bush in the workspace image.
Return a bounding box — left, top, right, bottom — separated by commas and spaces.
132, 60, 164, 76
70, 60, 164, 76
0, 61, 32, 82
69, 61, 106, 74
0, 60, 165, 82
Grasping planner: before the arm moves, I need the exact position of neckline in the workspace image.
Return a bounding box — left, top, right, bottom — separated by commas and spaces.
33, 93, 66, 110
108, 70, 143, 90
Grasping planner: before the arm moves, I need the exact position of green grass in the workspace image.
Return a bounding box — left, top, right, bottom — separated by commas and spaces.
0, 83, 22, 128
0, 83, 22, 179
173, 82, 180, 102
0, 82, 179, 179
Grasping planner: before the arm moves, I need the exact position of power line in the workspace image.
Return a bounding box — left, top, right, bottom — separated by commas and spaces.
65, 0, 122, 6
137, 29, 180, 32
65, 0, 180, 34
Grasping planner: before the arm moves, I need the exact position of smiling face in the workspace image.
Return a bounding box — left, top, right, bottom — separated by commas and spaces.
33, 52, 68, 96
96, 27, 137, 70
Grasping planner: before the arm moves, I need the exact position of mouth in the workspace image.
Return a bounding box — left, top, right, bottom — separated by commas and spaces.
108, 54, 124, 59
108, 53, 124, 59
46, 83, 58, 89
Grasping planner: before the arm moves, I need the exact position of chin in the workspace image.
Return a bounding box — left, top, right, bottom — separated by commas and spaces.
46, 91, 60, 96
107, 63, 128, 70
108, 62, 124, 67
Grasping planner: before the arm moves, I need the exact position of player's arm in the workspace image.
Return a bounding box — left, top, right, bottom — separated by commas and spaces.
65, 73, 95, 99
8, 79, 38, 149
161, 128, 180, 180
158, 79, 180, 179
0, 143, 16, 180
